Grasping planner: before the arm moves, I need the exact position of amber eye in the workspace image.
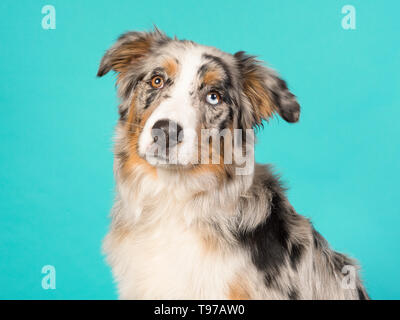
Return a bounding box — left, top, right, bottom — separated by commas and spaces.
206, 91, 221, 105
151, 76, 164, 89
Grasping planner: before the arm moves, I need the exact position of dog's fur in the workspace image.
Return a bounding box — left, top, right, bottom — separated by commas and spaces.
97, 29, 369, 299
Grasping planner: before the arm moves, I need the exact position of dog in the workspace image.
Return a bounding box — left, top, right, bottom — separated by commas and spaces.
97, 29, 369, 299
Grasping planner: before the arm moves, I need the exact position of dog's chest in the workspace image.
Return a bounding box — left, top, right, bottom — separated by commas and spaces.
105, 204, 248, 299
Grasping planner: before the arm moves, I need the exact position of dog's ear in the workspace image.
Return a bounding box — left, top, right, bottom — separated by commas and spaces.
97, 29, 169, 77
234, 51, 300, 126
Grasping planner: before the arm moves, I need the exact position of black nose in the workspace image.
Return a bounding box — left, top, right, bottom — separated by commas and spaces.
151, 119, 183, 149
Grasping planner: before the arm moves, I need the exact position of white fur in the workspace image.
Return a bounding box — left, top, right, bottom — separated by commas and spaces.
138, 47, 205, 165
103, 171, 263, 299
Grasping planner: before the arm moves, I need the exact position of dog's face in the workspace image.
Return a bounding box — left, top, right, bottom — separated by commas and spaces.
98, 30, 300, 175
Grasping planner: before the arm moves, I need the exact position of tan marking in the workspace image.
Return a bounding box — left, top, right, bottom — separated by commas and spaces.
122, 96, 158, 178
187, 125, 235, 181
116, 35, 153, 85
194, 221, 221, 254
242, 69, 275, 124
191, 139, 225, 179
203, 69, 223, 86
190, 163, 226, 179
162, 58, 178, 77
201, 233, 220, 252
115, 35, 152, 73
228, 276, 251, 300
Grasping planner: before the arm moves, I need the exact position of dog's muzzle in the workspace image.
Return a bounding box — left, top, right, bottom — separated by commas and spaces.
151, 119, 184, 153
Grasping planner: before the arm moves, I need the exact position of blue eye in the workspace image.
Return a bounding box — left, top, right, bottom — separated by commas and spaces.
206, 92, 221, 105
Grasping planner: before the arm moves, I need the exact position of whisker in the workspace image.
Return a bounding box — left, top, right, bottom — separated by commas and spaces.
120, 122, 146, 133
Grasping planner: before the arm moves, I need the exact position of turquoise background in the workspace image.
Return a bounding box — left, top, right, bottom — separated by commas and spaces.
0, 0, 399, 299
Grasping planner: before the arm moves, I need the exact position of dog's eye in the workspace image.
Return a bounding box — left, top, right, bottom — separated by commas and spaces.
151, 76, 164, 89
206, 91, 221, 105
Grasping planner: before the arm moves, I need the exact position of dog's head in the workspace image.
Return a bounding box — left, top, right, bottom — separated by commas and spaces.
98, 29, 300, 177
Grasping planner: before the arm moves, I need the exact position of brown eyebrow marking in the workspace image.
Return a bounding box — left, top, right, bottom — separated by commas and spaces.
202, 54, 233, 87
162, 57, 178, 77
203, 69, 224, 86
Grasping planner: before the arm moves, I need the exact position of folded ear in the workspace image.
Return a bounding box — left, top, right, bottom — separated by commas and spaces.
97, 29, 169, 77
234, 51, 300, 126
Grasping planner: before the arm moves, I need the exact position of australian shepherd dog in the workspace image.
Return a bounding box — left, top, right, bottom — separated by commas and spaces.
97, 29, 369, 300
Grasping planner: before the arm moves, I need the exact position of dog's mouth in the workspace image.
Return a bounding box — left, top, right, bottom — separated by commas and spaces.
142, 141, 191, 168
144, 154, 194, 170
144, 149, 173, 165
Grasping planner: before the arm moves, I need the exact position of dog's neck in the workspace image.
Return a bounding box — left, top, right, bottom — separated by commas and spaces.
113, 161, 259, 235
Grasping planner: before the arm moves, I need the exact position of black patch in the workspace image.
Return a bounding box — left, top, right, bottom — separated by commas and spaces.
165, 78, 173, 87
122, 80, 135, 99
288, 288, 299, 300
289, 242, 304, 271
197, 63, 208, 78
312, 228, 326, 250
208, 109, 223, 123
122, 73, 145, 99
331, 252, 351, 273
312, 230, 320, 248
224, 168, 233, 181
144, 91, 158, 109
118, 107, 129, 121
263, 273, 276, 287
151, 67, 165, 76
237, 182, 290, 288
221, 91, 233, 105
237, 107, 244, 131
218, 106, 234, 131
264, 75, 300, 123
227, 104, 235, 120
357, 286, 369, 300
116, 150, 129, 162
